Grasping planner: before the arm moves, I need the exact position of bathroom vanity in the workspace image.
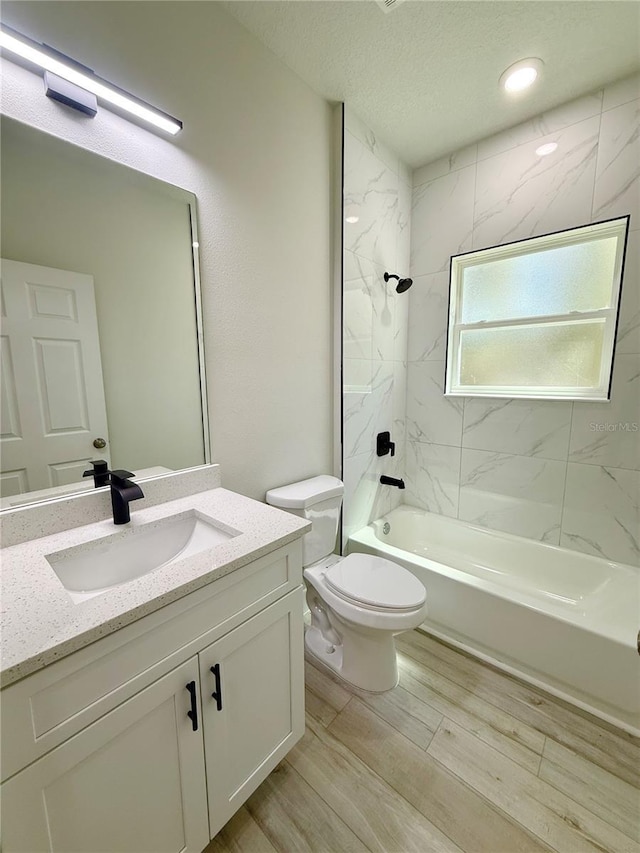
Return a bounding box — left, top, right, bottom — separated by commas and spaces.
0, 469, 309, 853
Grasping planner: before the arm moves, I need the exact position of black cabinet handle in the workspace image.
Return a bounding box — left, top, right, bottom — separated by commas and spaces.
210, 664, 223, 711
186, 681, 198, 731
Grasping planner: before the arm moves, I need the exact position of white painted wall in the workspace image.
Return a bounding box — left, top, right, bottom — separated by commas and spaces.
1, 1, 333, 500
407, 76, 640, 565
2, 120, 203, 473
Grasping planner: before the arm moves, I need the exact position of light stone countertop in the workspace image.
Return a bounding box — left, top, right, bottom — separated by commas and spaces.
0, 487, 310, 688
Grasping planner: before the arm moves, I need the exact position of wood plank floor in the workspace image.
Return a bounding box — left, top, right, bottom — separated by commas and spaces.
207, 630, 640, 853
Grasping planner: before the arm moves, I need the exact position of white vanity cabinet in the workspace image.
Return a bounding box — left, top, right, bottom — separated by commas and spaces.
200, 591, 303, 833
1, 657, 211, 853
1, 541, 305, 853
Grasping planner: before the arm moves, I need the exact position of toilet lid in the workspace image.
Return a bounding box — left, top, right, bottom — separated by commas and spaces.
324, 554, 426, 611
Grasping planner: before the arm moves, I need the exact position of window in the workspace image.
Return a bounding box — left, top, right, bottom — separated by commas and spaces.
444, 216, 630, 401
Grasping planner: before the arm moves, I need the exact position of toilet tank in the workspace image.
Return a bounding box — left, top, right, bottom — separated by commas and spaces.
266, 475, 344, 567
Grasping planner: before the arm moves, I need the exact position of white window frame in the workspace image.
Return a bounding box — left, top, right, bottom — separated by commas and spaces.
444, 216, 630, 401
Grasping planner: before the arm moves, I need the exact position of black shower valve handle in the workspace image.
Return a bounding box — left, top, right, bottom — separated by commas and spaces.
376, 431, 395, 457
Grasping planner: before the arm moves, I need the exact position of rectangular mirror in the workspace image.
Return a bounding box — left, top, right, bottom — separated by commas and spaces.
445, 216, 630, 401
1, 117, 209, 508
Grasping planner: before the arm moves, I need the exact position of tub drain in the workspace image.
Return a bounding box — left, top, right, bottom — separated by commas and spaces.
382, 522, 391, 535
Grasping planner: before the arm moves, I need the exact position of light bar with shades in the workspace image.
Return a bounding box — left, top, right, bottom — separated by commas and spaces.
0, 24, 182, 135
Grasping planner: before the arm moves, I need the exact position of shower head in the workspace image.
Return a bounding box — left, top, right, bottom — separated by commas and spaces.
384, 271, 413, 293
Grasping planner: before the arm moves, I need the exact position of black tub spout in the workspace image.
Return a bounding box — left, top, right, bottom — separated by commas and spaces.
380, 475, 405, 489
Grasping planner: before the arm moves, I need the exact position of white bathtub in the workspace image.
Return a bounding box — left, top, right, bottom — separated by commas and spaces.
348, 505, 640, 735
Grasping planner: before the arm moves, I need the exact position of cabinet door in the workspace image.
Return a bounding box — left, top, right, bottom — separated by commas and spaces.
1, 658, 209, 853
200, 587, 305, 837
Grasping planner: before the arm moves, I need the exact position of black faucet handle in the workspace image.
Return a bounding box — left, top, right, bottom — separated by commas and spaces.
83, 459, 111, 488
376, 431, 396, 457
83, 459, 109, 476
109, 469, 135, 485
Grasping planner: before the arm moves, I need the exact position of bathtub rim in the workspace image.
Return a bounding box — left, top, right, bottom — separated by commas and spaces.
349, 507, 638, 652
371, 503, 635, 575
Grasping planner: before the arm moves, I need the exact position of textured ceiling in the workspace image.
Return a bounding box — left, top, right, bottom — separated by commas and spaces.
223, 0, 640, 168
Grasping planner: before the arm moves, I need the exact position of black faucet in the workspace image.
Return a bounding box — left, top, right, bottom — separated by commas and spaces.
380, 475, 405, 489
109, 470, 144, 524
83, 459, 111, 488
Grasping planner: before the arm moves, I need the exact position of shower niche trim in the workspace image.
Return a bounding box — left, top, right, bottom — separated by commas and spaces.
444, 216, 630, 401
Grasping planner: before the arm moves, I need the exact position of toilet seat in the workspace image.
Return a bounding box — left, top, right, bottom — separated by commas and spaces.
324, 553, 426, 612
304, 556, 428, 648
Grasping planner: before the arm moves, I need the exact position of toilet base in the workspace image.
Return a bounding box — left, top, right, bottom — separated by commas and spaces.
304, 623, 399, 693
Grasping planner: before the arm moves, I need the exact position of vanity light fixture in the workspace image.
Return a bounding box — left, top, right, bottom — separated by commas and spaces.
0, 24, 182, 135
535, 142, 558, 157
500, 57, 544, 94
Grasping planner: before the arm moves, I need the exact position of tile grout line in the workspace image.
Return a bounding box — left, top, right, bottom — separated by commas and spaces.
398, 640, 545, 735
455, 152, 481, 520
424, 719, 559, 853
532, 743, 640, 846
401, 633, 640, 766
536, 735, 547, 777
358, 689, 443, 749
589, 102, 605, 220
282, 756, 378, 853
298, 635, 640, 853
321, 706, 470, 853
303, 706, 456, 852
397, 639, 589, 762
398, 665, 544, 762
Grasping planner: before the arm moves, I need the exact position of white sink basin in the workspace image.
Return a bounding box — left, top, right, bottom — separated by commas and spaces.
46, 510, 240, 602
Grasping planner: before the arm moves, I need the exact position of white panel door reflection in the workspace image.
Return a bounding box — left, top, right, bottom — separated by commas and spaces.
0, 259, 109, 497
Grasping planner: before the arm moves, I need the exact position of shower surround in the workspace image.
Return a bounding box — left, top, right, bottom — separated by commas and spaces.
343, 75, 639, 565
342, 108, 412, 546
405, 74, 639, 565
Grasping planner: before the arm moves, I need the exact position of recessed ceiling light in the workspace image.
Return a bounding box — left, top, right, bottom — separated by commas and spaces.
535, 142, 558, 157
500, 58, 544, 94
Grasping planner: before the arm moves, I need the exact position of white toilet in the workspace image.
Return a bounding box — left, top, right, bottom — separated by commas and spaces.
266, 475, 427, 693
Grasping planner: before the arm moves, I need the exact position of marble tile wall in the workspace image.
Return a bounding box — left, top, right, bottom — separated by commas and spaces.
407, 74, 640, 565
342, 108, 412, 547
